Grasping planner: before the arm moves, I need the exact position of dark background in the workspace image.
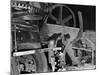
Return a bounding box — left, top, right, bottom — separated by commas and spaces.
67, 4, 96, 31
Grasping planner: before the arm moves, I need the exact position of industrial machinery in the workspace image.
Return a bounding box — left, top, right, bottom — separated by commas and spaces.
11, 1, 95, 75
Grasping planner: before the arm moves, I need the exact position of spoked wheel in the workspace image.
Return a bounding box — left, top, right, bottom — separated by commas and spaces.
47, 4, 76, 27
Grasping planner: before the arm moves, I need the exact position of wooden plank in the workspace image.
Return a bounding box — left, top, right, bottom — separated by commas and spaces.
13, 47, 62, 56
13, 50, 36, 56
72, 47, 92, 52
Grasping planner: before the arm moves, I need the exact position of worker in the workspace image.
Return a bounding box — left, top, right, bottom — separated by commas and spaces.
47, 33, 61, 71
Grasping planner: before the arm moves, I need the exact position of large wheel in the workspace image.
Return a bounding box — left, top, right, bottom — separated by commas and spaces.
11, 53, 48, 74
47, 4, 76, 27
11, 43, 48, 74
